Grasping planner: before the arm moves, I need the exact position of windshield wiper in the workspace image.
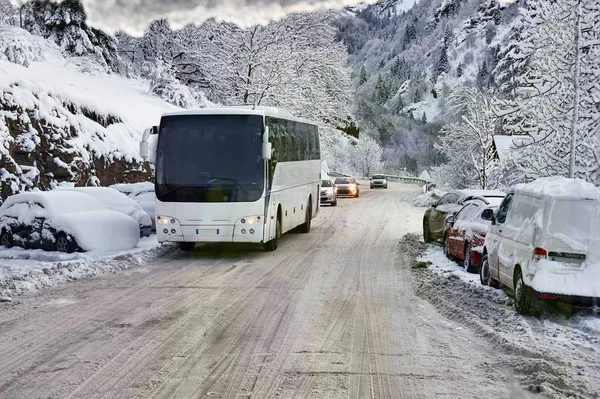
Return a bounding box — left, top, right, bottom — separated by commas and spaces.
207, 177, 249, 194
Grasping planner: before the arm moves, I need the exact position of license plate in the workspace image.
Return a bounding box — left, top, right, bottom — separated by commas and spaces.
196, 229, 219, 235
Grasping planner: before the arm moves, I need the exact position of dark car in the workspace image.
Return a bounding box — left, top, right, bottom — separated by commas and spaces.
443, 200, 496, 273
422, 189, 505, 243
334, 177, 360, 198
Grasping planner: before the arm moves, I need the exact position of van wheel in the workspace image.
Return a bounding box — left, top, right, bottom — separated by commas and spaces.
514, 268, 533, 315
264, 218, 281, 251
179, 242, 195, 251
331, 199, 337, 207
0, 230, 13, 248
480, 254, 500, 288
298, 202, 312, 234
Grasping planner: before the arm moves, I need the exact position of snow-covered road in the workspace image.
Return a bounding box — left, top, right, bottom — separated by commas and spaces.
0, 183, 538, 398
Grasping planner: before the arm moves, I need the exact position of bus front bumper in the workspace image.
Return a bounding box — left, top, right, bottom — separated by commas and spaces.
157, 224, 264, 244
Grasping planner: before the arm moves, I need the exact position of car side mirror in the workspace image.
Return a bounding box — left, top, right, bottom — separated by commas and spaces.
262, 142, 272, 160
446, 215, 455, 226
481, 209, 494, 221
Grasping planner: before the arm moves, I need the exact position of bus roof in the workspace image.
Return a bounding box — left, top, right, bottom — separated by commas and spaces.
162, 106, 318, 126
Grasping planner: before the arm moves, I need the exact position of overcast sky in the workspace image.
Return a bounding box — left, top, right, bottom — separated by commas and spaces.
11, 0, 387, 35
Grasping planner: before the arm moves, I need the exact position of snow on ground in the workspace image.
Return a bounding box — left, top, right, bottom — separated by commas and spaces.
402, 234, 600, 398
0, 236, 175, 298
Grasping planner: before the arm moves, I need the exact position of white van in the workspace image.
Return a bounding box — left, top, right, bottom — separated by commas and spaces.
480, 177, 600, 314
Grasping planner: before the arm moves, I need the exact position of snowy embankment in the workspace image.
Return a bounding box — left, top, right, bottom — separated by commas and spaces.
0, 237, 176, 299
401, 234, 600, 399
404, 187, 444, 207
0, 25, 180, 196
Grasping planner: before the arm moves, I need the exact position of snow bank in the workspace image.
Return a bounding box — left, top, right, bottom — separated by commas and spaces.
406, 236, 600, 398
0, 236, 175, 297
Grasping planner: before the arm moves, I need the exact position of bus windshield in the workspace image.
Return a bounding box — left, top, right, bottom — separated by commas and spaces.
156, 114, 265, 203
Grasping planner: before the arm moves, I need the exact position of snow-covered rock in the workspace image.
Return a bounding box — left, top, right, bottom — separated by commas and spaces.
0, 24, 179, 200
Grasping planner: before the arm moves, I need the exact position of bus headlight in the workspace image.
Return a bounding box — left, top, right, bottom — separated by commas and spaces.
157, 216, 171, 225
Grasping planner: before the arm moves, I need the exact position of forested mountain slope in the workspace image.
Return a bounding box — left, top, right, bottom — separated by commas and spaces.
337, 0, 521, 173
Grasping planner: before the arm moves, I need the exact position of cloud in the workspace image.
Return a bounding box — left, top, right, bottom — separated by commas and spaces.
11, 0, 380, 35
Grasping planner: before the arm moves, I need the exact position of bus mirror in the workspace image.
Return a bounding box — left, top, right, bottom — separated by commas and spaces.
262, 142, 272, 160
140, 141, 149, 160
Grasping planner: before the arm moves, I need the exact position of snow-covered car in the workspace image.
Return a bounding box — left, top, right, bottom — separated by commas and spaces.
443, 200, 496, 273
57, 187, 152, 237
334, 176, 360, 198
370, 174, 388, 189
0, 191, 140, 253
480, 177, 600, 314
110, 182, 155, 230
423, 189, 505, 243
320, 179, 337, 206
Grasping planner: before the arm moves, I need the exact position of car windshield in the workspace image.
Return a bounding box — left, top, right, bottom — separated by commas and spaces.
321, 180, 332, 187
372, 175, 384, 179
335, 177, 353, 184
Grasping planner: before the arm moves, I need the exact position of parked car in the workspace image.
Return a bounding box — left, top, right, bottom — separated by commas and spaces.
58, 187, 152, 237
480, 177, 600, 314
370, 174, 388, 189
0, 191, 140, 253
320, 179, 338, 206
110, 182, 155, 230
334, 177, 360, 198
443, 200, 496, 273
423, 189, 506, 243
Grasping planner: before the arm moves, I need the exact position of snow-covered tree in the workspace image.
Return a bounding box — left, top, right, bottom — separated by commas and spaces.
434, 85, 501, 189
353, 136, 383, 177
497, 0, 600, 183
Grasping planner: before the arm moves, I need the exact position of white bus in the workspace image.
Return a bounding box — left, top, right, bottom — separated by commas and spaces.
140, 107, 321, 251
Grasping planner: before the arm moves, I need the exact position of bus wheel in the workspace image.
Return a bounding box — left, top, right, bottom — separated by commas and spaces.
298, 202, 312, 234
179, 242, 195, 251
264, 218, 281, 251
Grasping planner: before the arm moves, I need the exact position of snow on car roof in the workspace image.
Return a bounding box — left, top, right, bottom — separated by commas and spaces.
0, 191, 107, 215
110, 182, 154, 196
459, 189, 506, 198
513, 177, 600, 199
57, 187, 140, 211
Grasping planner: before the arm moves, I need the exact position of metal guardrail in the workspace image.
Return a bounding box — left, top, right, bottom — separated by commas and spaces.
330, 171, 432, 185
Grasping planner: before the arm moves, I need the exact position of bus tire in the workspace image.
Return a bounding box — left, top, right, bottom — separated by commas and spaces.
298, 201, 312, 234
264, 217, 281, 251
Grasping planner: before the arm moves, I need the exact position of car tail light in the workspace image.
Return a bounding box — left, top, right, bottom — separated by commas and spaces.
533, 247, 547, 261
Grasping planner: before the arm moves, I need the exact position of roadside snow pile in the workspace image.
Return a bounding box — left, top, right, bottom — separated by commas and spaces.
401, 234, 600, 399
0, 24, 182, 198
410, 188, 444, 207
0, 236, 175, 298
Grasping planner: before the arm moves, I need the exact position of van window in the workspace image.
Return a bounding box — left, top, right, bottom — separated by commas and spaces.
496, 194, 514, 224
547, 199, 599, 245
321, 180, 332, 188
505, 194, 540, 243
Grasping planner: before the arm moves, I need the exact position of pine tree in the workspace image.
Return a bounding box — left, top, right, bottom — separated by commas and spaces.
456, 62, 464, 77
374, 74, 390, 105
358, 66, 368, 85
436, 46, 450, 77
